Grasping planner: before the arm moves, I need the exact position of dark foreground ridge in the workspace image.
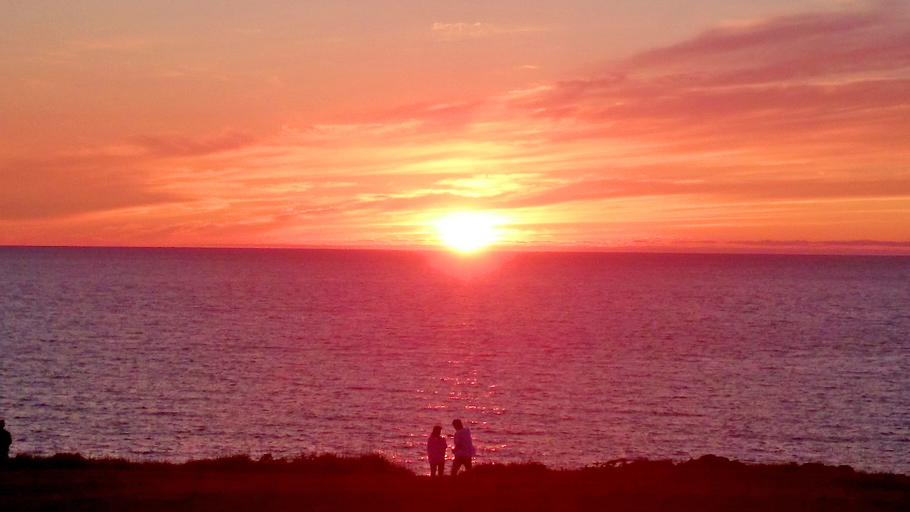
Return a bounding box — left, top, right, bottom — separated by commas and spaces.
2, 453, 909, 511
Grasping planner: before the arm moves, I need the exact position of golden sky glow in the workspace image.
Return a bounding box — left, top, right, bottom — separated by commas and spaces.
2, 1, 909, 253
435, 212, 505, 252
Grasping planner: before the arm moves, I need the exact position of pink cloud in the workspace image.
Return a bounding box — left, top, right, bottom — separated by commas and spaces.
624, 3, 910, 76
355, 1, 910, 173
526, 3, 909, 112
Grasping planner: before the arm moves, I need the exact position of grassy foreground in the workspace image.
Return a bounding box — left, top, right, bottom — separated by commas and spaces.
2, 453, 909, 511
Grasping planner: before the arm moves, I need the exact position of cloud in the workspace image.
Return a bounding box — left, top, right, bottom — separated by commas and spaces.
364, 1, 910, 247
431, 22, 550, 41
0, 130, 256, 222
3, 2, 908, 249
488, 175, 910, 211
0, 156, 183, 220
370, 2, 910, 169
624, 3, 910, 77
507, 2, 910, 159
130, 131, 257, 157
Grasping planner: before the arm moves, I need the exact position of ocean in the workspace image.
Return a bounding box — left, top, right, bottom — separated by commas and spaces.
1, 247, 909, 474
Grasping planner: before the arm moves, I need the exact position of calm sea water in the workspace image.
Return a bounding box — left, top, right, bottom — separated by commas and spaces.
1, 247, 909, 474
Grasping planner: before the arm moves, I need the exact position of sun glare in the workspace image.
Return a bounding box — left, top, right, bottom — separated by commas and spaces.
435, 212, 503, 252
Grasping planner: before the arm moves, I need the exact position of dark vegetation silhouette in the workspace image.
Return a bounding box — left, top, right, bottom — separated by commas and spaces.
7, 452, 409, 474
1, 453, 908, 511
0, 419, 11, 471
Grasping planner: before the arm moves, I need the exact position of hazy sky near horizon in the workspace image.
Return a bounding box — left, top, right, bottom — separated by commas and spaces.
2, 0, 909, 252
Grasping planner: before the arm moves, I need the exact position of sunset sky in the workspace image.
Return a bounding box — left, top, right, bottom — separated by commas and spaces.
2, 0, 909, 253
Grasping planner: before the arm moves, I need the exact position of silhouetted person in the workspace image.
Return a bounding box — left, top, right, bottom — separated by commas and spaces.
427, 425, 447, 477
450, 419, 475, 475
0, 420, 11, 471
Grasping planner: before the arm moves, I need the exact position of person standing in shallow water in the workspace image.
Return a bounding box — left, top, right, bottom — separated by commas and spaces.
450, 419, 475, 475
1, 420, 11, 471
427, 425, 447, 477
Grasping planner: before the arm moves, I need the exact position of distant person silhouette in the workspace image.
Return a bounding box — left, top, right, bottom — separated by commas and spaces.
427, 425, 447, 477
1, 420, 11, 471
450, 419, 475, 475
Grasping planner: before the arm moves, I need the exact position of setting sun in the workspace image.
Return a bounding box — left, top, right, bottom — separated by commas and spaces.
434, 212, 503, 252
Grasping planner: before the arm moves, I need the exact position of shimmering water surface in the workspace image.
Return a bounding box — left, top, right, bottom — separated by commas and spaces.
1, 247, 909, 474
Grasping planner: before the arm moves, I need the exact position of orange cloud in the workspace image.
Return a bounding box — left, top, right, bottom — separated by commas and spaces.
0, 155, 183, 221
130, 132, 257, 157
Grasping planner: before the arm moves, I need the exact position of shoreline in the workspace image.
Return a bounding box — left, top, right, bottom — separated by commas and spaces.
2, 453, 908, 511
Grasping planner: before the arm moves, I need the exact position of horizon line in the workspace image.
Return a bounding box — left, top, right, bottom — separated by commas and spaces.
2, 242, 910, 257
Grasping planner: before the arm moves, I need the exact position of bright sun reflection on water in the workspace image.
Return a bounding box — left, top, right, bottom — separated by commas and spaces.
434, 212, 504, 252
